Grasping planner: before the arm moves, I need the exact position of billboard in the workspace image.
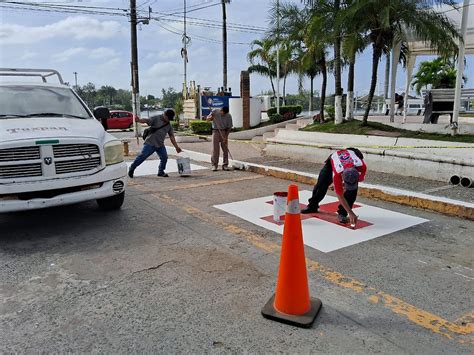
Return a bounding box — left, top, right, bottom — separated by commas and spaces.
200, 96, 234, 116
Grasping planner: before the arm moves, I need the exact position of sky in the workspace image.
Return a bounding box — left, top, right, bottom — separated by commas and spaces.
0, 0, 473, 98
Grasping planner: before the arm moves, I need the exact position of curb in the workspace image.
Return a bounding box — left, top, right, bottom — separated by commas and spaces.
132, 146, 474, 221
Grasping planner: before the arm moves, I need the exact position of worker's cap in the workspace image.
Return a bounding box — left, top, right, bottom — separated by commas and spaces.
342, 167, 360, 191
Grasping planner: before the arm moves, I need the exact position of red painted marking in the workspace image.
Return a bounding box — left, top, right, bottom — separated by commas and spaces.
261, 201, 372, 230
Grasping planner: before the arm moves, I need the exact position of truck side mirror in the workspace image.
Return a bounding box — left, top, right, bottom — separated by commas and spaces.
93, 106, 110, 130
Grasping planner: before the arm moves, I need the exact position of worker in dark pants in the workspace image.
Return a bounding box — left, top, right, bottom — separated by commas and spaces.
301, 148, 367, 225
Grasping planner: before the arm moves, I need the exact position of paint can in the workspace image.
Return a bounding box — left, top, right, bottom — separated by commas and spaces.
177, 156, 191, 176
273, 192, 288, 222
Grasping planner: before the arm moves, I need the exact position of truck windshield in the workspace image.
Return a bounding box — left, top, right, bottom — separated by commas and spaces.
0, 86, 92, 119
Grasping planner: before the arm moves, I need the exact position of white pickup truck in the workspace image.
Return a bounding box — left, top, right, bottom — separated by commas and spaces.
0, 68, 127, 213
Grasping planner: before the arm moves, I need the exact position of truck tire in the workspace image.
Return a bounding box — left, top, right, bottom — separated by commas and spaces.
97, 192, 125, 210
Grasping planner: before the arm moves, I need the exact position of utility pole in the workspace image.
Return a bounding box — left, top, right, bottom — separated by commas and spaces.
73, 71, 78, 88
182, 0, 188, 99
130, 0, 141, 141
276, 0, 280, 114
222, 0, 230, 91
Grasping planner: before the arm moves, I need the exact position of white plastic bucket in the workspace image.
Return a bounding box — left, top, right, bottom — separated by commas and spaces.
176, 156, 191, 176
273, 192, 288, 222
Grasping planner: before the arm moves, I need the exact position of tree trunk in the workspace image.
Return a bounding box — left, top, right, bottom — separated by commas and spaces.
320, 58, 327, 122
333, 0, 343, 124
363, 42, 383, 125
269, 76, 276, 98
309, 75, 314, 113
345, 56, 355, 120
384, 52, 390, 99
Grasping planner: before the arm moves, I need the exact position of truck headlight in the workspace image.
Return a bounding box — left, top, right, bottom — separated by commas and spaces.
104, 141, 124, 165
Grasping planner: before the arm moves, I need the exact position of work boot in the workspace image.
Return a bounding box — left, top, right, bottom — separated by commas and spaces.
301, 205, 318, 214
338, 214, 349, 224
157, 172, 169, 177
128, 168, 134, 178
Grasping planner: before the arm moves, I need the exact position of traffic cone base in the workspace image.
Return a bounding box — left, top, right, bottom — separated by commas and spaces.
262, 294, 322, 328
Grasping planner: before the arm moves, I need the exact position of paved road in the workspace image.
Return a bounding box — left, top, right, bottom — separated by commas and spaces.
1, 163, 472, 353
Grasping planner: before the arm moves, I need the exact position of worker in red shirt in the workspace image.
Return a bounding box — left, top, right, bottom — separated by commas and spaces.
301, 148, 367, 225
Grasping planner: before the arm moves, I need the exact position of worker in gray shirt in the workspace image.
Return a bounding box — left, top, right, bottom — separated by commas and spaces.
128, 109, 182, 178
206, 106, 233, 171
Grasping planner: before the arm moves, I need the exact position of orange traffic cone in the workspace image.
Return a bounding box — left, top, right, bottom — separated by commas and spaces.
261, 184, 322, 328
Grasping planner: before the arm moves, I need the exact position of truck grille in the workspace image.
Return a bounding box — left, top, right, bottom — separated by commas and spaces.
0, 163, 42, 179
53, 144, 100, 158
55, 157, 102, 175
0, 146, 40, 162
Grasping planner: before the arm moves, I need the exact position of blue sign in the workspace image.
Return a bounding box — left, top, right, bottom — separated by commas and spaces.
201, 96, 234, 116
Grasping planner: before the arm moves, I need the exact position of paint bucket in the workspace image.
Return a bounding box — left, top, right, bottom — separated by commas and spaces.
176, 156, 191, 176
273, 192, 288, 223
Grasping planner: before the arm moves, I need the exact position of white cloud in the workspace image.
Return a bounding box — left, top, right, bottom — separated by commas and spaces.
89, 47, 117, 59
51, 47, 117, 62
20, 51, 38, 60
0, 16, 124, 45
52, 48, 86, 63
147, 62, 182, 78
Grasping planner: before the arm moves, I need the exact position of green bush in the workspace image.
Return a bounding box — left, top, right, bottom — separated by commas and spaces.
267, 105, 302, 119
324, 105, 335, 121
190, 120, 212, 134
269, 113, 284, 123
171, 121, 180, 130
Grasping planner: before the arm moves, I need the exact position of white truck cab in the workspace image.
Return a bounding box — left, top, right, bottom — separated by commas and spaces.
0, 68, 127, 212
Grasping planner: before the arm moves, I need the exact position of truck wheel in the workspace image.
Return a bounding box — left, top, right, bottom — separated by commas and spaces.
97, 192, 125, 210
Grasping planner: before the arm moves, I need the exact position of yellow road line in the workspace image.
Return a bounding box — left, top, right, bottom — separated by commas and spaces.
129, 175, 263, 193
133, 186, 473, 343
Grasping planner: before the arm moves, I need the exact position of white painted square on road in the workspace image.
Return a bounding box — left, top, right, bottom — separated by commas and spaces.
214, 190, 428, 253
126, 160, 206, 177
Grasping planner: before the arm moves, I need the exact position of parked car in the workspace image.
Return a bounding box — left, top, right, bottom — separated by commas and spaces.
0, 68, 127, 212
108, 110, 137, 130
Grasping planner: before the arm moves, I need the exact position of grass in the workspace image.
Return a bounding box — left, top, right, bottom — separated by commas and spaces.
301, 120, 474, 143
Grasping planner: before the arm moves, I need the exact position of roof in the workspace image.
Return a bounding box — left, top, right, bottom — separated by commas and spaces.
406, 2, 474, 55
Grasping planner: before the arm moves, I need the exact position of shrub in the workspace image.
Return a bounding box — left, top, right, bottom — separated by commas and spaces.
171, 121, 180, 130
269, 113, 284, 123
267, 105, 302, 118
190, 120, 212, 134
324, 105, 335, 121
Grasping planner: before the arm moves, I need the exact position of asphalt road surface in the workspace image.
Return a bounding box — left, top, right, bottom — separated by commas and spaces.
1, 163, 472, 353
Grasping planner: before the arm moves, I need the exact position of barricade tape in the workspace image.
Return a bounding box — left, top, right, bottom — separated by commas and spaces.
177, 132, 474, 150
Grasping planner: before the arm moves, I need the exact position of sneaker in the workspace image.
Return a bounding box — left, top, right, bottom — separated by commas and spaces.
212, 166, 218, 172
338, 214, 349, 224
301, 206, 318, 214
128, 168, 134, 178
157, 172, 169, 177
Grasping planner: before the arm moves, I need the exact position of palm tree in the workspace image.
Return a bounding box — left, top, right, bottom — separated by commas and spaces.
248, 38, 277, 97
277, 1, 330, 120
340, 0, 459, 125
342, 31, 367, 120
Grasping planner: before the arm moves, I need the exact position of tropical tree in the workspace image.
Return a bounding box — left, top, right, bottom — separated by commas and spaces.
342, 31, 367, 120
248, 38, 277, 97
339, 0, 459, 125
272, 1, 330, 120
411, 57, 464, 94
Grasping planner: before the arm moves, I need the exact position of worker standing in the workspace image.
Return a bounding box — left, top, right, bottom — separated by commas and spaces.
206, 106, 233, 171
301, 148, 367, 226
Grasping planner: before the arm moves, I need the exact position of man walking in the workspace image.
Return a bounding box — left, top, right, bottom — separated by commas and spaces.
206, 106, 233, 171
301, 148, 367, 226
128, 109, 182, 178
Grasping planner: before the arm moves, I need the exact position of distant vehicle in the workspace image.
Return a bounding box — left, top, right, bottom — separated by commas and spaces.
0, 68, 127, 212
108, 110, 137, 130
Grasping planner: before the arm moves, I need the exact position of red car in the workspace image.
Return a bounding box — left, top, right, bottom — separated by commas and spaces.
108, 110, 137, 130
